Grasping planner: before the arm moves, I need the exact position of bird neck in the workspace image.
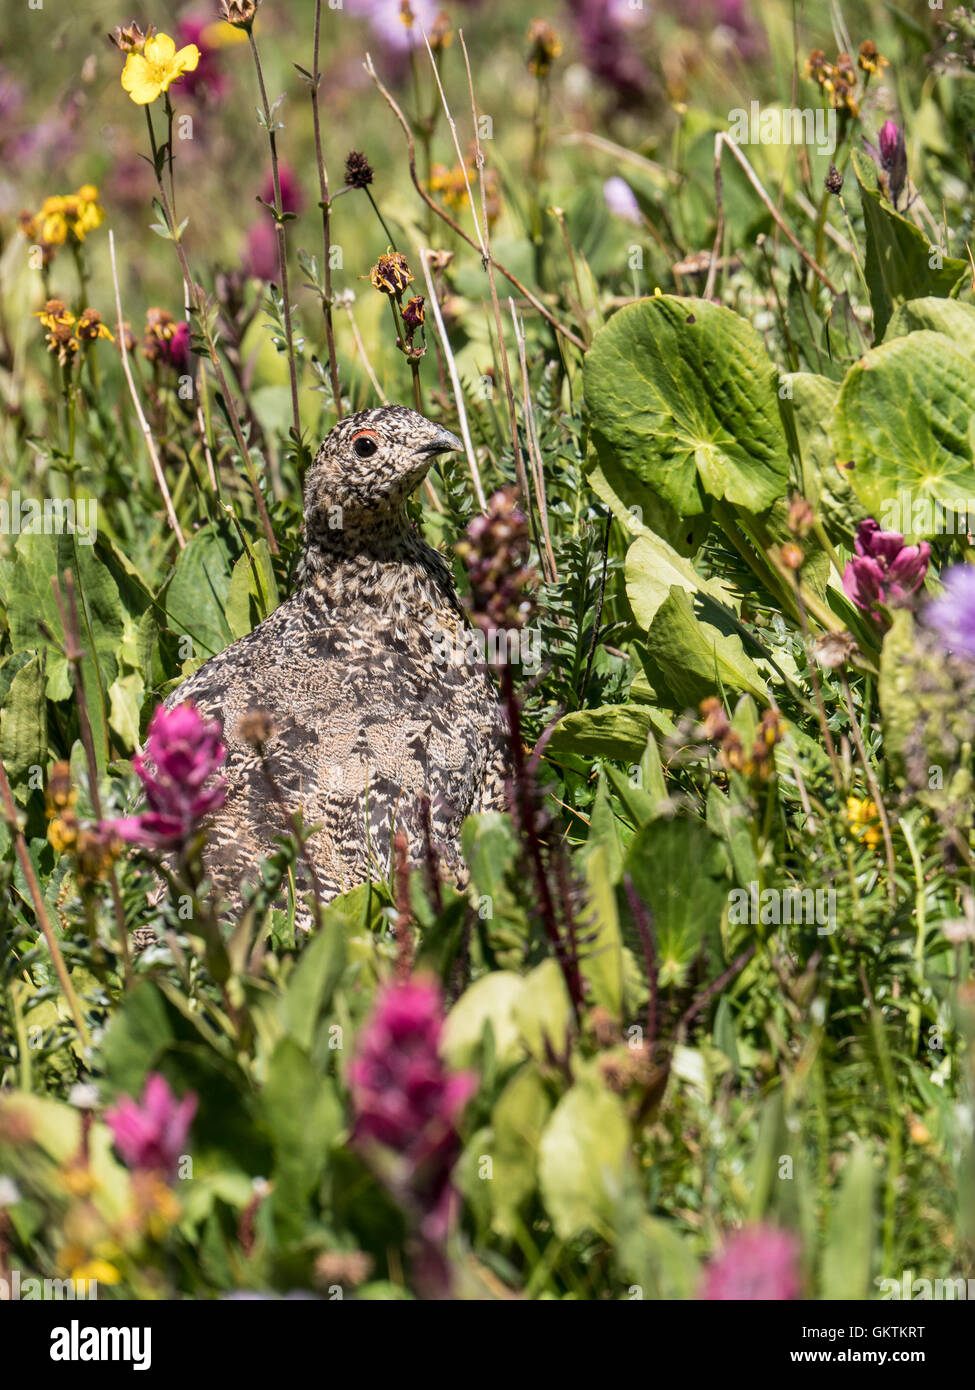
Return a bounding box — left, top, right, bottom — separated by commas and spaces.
297, 510, 457, 620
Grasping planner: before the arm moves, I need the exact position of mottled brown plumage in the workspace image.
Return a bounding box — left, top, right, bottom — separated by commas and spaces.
165, 407, 509, 924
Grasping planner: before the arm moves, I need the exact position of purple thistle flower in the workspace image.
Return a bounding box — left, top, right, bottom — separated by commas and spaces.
701, 1224, 802, 1300
566, 0, 652, 106
924, 565, 975, 661
349, 975, 475, 1240
106, 702, 227, 852
105, 1073, 197, 1179
842, 518, 930, 618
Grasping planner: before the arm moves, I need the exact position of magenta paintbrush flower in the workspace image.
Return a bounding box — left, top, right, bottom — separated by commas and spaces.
842, 518, 930, 618
701, 1224, 802, 1300
107, 701, 227, 851
105, 1072, 197, 1179
349, 975, 475, 1240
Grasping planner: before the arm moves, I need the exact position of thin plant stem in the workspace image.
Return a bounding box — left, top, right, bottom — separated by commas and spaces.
310, 0, 343, 419
0, 759, 91, 1049
246, 28, 302, 450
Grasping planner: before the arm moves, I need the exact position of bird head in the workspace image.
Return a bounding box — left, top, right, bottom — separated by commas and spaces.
303, 406, 462, 547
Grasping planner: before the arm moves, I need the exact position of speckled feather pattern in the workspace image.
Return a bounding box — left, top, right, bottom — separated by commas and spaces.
164, 407, 509, 925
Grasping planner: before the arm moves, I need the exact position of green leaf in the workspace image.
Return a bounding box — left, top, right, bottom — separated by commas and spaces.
642, 586, 768, 707
583, 844, 626, 1018
885, 296, 975, 355
538, 1078, 631, 1240
547, 705, 658, 764
852, 149, 969, 341
878, 608, 919, 769
831, 331, 975, 537
278, 912, 347, 1052
821, 1142, 875, 1299
442, 972, 525, 1071
261, 1038, 342, 1243
165, 523, 237, 662
583, 295, 789, 516
7, 532, 124, 767
0, 654, 46, 793
623, 817, 728, 987
512, 959, 572, 1062
487, 1063, 553, 1237
226, 539, 279, 640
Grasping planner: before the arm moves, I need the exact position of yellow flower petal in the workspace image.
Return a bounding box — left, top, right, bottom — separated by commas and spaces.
173, 44, 201, 76
144, 33, 177, 65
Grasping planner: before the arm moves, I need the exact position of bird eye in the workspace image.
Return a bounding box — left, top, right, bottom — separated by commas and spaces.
352, 432, 379, 459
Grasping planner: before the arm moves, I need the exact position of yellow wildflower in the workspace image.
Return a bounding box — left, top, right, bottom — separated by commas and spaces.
369, 251, 414, 296
76, 308, 114, 344
846, 796, 881, 848
121, 32, 200, 105
858, 40, 888, 77
34, 300, 74, 331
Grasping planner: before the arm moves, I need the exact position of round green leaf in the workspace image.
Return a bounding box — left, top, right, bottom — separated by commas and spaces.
831, 330, 975, 535
583, 295, 790, 516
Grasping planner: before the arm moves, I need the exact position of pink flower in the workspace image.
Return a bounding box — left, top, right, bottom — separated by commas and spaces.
105, 1072, 197, 1178
159, 320, 192, 374
259, 162, 304, 217
701, 1224, 802, 1300
349, 976, 475, 1239
106, 702, 226, 852
175, 16, 228, 101
842, 518, 930, 617
244, 219, 278, 282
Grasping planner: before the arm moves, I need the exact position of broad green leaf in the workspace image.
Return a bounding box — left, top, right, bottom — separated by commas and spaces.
583, 295, 789, 516
831, 331, 975, 536
586, 773, 625, 882
165, 522, 237, 662
442, 971, 525, 1070
7, 532, 124, 767
643, 586, 768, 707
547, 705, 657, 764
586, 441, 709, 556
108, 671, 144, 753
512, 959, 572, 1062
885, 296, 975, 356
0, 654, 46, 793
487, 1063, 553, 1237
852, 149, 969, 340
226, 538, 279, 641
538, 1078, 631, 1240
624, 817, 727, 987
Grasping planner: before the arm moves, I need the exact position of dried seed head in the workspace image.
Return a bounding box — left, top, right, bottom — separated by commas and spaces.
218, 0, 258, 29
108, 21, 153, 53
344, 150, 375, 190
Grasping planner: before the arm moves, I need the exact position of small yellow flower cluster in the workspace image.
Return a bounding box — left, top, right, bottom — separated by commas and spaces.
45, 761, 120, 879
699, 699, 787, 782
34, 301, 113, 367
526, 19, 562, 77
430, 157, 501, 224
846, 796, 881, 848
18, 186, 104, 264
804, 41, 887, 117
120, 31, 200, 106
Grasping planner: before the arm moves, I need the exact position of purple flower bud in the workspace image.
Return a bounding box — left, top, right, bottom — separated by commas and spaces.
878, 120, 901, 165
105, 1072, 197, 1179
106, 702, 227, 851
349, 976, 475, 1239
701, 1224, 802, 1300
842, 518, 929, 618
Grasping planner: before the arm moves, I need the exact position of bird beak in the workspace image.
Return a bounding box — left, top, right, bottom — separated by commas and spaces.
416, 425, 463, 458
